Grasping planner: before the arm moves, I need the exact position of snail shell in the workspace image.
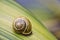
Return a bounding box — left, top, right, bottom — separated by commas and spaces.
13, 17, 32, 35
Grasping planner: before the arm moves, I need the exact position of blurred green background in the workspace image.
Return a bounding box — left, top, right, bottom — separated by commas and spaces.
16, 0, 60, 30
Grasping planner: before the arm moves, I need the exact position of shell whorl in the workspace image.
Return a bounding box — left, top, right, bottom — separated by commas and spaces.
13, 17, 32, 35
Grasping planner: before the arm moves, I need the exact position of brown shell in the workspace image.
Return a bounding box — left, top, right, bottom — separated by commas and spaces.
13, 17, 32, 35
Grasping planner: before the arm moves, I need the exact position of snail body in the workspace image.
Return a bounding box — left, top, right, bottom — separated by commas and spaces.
13, 17, 32, 35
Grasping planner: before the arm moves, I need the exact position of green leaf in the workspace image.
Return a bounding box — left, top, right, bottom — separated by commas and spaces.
0, 0, 57, 40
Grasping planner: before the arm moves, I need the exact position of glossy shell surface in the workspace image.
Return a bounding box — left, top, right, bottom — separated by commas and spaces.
13, 17, 32, 35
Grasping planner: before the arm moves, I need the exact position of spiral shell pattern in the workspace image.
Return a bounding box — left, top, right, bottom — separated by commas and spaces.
13, 17, 32, 35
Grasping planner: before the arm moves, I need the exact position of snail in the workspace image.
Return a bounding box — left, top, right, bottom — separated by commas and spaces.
13, 17, 32, 36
